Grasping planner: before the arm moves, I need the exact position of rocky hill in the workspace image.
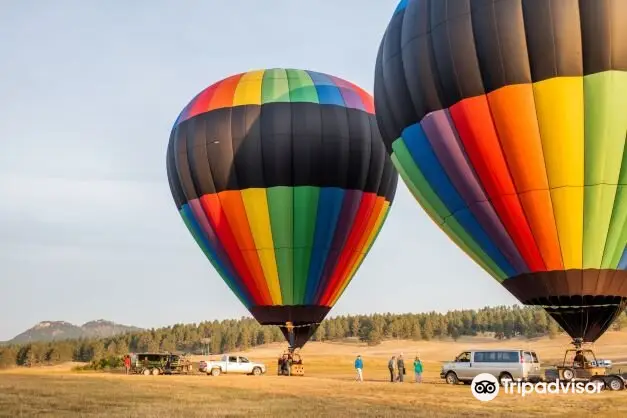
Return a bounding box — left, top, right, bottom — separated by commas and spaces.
6, 320, 141, 344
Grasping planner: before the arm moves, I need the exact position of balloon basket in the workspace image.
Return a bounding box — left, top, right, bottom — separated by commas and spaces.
277, 348, 304, 377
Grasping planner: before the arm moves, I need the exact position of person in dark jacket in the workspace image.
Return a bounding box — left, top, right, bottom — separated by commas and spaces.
388, 356, 396, 382
397, 354, 405, 382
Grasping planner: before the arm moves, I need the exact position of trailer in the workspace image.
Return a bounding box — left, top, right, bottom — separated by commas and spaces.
544, 346, 627, 391
129, 352, 194, 376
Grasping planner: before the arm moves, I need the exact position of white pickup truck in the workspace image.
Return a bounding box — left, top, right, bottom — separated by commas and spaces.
202, 354, 266, 376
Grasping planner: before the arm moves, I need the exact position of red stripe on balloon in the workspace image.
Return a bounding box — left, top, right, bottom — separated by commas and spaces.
448, 96, 546, 272
319, 193, 378, 304
200, 194, 264, 305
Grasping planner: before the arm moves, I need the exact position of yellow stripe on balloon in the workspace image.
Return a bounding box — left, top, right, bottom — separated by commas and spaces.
240, 188, 282, 305
329, 201, 390, 306
232, 70, 264, 107
533, 76, 584, 269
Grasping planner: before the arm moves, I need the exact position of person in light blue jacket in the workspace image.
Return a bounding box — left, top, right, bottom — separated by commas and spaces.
354, 355, 363, 382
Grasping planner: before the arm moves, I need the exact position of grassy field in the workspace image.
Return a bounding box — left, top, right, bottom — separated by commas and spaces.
2, 331, 627, 417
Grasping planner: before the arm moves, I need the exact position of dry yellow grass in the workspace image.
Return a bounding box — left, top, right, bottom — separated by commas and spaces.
2, 331, 627, 417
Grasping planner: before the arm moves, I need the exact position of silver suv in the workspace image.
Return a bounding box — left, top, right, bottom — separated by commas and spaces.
440, 349, 542, 386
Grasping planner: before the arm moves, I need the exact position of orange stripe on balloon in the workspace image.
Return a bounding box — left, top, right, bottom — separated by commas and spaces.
486, 84, 564, 271
207, 73, 244, 111
216, 190, 272, 305
449, 95, 546, 272
319, 193, 377, 304
200, 194, 262, 305
322, 196, 385, 306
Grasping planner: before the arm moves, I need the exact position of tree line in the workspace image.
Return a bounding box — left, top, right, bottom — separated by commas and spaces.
2, 305, 626, 368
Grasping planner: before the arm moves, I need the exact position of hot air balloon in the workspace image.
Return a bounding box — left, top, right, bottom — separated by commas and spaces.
167, 68, 398, 350
374, 0, 627, 344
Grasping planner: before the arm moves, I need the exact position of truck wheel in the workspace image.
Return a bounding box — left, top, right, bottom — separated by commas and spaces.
590, 376, 605, 391
252, 367, 262, 376
445, 372, 459, 385
562, 368, 575, 380
499, 373, 513, 387
607, 376, 624, 391
142, 369, 151, 376
211, 368, 221, 377
152, 368, 160, 376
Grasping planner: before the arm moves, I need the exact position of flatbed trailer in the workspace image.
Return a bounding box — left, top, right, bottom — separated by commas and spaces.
129, 352, 193, 376
544, 348, 627, 391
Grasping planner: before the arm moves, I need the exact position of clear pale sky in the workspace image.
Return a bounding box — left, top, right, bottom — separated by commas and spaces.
0, 0, 519, 340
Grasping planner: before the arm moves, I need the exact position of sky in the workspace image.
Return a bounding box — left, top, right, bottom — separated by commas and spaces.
0, 0, 520, 341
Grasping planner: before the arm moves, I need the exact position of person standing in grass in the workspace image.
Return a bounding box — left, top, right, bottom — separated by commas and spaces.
413, 355, 423, 383
388, 356, 396, 382
397, 354, 405, 383
354, 355, 363, 382
123, 355, 131, 375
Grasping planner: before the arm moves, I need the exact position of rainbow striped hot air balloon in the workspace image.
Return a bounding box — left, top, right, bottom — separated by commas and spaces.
167, 68, 398, 349
374, 0, 627, 342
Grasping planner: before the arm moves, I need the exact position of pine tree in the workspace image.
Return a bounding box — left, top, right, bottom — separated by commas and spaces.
548, 319, 560, 339
422, 318, 434, 340
350, 317, 360, 338
411, 322, 422, 340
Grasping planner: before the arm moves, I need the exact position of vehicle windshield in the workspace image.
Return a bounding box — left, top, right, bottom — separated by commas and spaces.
456, 352, 470, 362
240, 357, 249, 363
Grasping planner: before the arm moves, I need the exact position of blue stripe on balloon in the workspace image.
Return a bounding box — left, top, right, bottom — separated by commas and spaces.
618, 247, 627, 270
306, 71, 346, 107
306, 70, 336, 86
180, 205, 252, 308
314, 85, 346, 107
394, 0, 408, 14
304, 187, 346, 304
401, 123, 517, 278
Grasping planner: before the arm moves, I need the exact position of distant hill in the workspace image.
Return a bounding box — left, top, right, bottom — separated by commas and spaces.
6, 320, 142, 344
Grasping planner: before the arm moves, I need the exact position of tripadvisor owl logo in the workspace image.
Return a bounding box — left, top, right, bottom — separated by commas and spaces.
471, 373, 500, 401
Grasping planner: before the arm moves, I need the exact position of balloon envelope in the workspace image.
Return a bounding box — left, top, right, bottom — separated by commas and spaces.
167, 68, 398, 348
374, 0, 627, 342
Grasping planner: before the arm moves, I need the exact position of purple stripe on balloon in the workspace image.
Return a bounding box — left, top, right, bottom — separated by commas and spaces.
314, 189, 364, 301
338, 87, 365, 111
188, 199, 247, 290
327, 75, 367, 111
421, 110, 529, 274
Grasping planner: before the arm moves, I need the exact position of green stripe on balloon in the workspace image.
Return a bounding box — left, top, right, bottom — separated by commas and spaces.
603, 185, 627, 268
267, 186, 295, 305
261, 68, 290, 103
287, 69, 318, 103
292, 186, 320, 304
583, 71, 627, 268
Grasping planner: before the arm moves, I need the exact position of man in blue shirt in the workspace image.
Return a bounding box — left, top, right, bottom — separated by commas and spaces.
354, 355, 363, 382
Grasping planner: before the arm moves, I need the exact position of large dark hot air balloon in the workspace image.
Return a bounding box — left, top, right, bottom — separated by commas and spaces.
374, 0, 627, 343
167, 68, 398, 350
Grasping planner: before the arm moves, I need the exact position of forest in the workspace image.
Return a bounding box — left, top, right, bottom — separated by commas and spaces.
2, 305, 626, 368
